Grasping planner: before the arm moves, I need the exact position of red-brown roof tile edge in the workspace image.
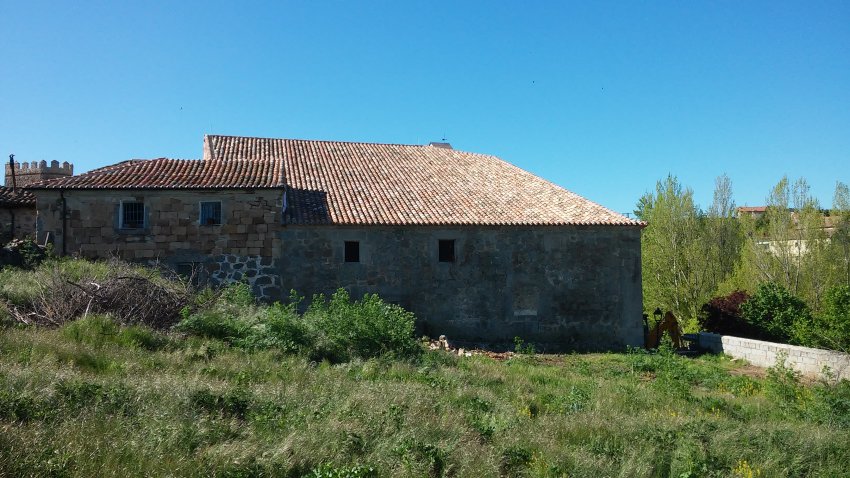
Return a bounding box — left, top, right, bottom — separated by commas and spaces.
472, 153, 644, 227
26, 158, 286, 189
0, 186, 36, 207
287, 219, 644, 227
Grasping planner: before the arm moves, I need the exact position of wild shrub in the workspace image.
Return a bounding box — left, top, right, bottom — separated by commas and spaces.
176, 286, 310, 354
219, 281, 255, 307
303, 289, 420, 362
0, 387, 50, 422
513, 336, 536, 355
54, 378, 134, 415
808, 380, 850, 428
253, 301, 310, 353
500, 446, 533, 478
740, 282, 811, 343
764, 352, 805, 413
175, 308, 252, 344
794, 285, 850, 351
699, 290, 753, 336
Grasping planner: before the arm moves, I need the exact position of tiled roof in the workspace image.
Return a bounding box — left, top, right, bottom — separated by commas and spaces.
737, 206, 768, 213
0, 186, 35, 207
28, 157, 284, 190
206, 135, 640, 226
28, 134, 639, 226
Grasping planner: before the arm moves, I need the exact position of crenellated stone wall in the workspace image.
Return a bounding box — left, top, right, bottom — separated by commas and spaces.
5, 160, 73, 188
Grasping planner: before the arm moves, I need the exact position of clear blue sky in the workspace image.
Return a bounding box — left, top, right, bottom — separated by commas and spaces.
2, 1, 848, 215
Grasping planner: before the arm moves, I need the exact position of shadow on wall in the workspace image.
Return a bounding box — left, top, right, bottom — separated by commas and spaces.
285, 188, 331, 224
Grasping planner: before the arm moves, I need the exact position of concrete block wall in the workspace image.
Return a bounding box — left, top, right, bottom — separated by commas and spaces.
698, 332, 850, 380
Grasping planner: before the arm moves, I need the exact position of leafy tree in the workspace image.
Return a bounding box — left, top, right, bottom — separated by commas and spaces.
639, 175, 738, 330
831, 182, 850, 287
795, 285, 850, 352
737, 176, 829, 309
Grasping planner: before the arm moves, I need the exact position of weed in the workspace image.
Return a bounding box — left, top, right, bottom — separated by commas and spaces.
513, 336, 536, 355
305, 464, 377, 478
500, 446, 533, 477
188, 387, 252, 419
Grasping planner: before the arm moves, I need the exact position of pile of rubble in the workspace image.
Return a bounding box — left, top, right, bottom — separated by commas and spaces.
426, 335, 515, 361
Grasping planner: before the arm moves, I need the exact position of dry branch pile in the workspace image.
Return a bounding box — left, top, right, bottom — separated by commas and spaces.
9, 262, 193, 329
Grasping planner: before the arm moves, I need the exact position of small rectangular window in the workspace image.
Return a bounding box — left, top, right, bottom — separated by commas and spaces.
200, 201, 222, 225
439, 239, 455, 262
344, 241, 360, 263
121, 202, 145, 229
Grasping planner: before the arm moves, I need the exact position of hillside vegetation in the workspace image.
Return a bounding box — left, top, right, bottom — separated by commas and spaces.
1, 259, 849, 477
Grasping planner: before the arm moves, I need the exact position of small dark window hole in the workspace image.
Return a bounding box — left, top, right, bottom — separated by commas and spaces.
344, 241, 360, 262
439, 239, 455, 262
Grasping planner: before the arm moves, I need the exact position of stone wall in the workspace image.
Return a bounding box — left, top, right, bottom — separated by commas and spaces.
6, 160, 73, 188
35, 189, 284, 297
698, 332, 850, 380
35, 189, 644, 350
278, 225, 644, 351
0, 206, 37, 239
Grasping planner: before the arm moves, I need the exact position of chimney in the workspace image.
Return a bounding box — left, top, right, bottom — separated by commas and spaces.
429, 142, 453, 149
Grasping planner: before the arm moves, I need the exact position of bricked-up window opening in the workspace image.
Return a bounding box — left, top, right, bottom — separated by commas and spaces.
120, 202, 145, 229
439, 239, 455, 262
344, 241, 360, 263
200, 201, 222, 225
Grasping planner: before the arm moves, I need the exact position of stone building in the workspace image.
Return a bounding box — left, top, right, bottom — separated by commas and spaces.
1, 159, 73, 240
30, 135, 644, 350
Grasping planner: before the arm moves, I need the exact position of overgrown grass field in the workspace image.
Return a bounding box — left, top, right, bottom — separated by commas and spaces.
1, 259, 849, 477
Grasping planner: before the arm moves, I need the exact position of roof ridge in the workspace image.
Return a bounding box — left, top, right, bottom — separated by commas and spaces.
205, 134, 435, 149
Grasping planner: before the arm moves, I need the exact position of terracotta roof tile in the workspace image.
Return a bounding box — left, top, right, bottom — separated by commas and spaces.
28, 157, 284, 190
29, 135, 640, 226
0, 186, 35, 207
206, 135, 639, 226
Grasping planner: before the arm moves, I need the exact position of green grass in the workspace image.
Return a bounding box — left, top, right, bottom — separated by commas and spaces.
1, 324, 849, 477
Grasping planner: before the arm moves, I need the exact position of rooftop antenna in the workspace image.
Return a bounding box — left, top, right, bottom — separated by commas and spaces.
8, 154, 16, 190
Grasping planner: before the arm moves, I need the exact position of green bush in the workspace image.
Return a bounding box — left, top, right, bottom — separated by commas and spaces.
304, 289, 420, 362
740, 282, 811, 343
175, 287, 420, 362
175, 309, 252, 344
794, 285, 850, 352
